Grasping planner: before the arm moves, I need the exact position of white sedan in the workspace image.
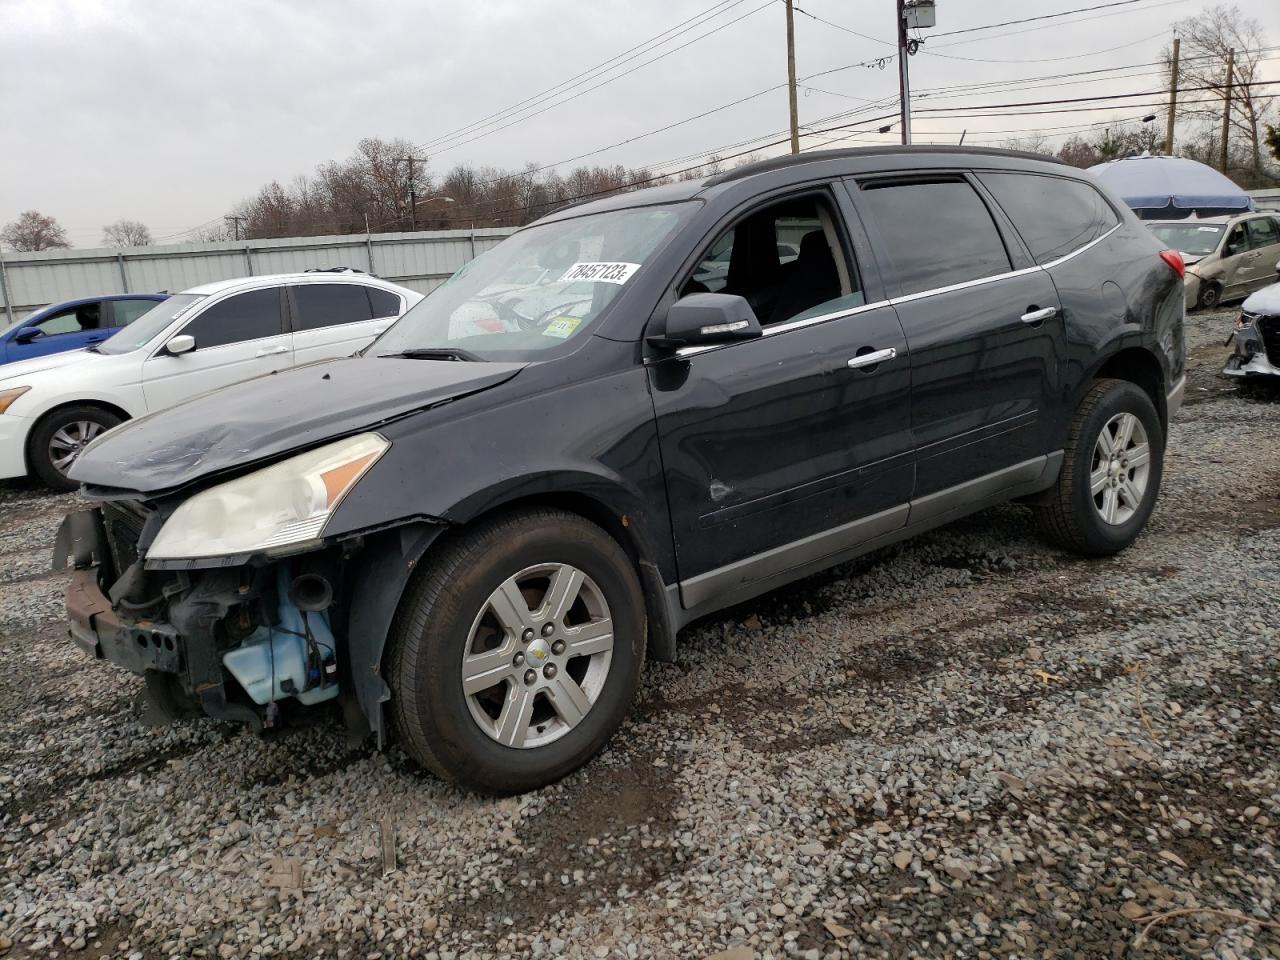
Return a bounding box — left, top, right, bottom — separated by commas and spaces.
0, 272, 422, 489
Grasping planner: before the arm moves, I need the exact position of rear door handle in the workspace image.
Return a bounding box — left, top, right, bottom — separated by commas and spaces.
847, 347, 897, 369
255, 344, 289, 357
1021, 306, 1058, 325
372, 324, 390, 335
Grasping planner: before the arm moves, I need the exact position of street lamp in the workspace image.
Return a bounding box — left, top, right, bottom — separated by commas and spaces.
414, 196, 455, 232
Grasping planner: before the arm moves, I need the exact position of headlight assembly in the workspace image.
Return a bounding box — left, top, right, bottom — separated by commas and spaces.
147, 433, 388, 561
0, 386, 31, 414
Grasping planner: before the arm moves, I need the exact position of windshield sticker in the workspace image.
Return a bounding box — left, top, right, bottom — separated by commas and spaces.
1198, 226, 1221, 232
559, 262, 641, 285
543, 315, 584, 339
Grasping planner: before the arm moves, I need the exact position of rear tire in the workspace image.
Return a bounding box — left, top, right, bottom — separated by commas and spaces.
386, 508, 646, 794
1034, 378, 1164, 556
29, 405, 122, 492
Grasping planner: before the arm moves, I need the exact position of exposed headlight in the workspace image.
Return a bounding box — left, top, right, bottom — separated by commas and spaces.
0, 386, 30, 414
147, 433, 388, 561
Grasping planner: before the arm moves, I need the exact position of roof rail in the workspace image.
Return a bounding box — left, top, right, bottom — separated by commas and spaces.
702, 145, 1065, 187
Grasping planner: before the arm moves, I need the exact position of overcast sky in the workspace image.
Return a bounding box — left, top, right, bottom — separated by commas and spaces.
3, 0, 1278, 248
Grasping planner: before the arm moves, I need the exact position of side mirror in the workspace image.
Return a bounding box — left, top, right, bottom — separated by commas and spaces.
648, 293, 762, 350
12, 327, 42, 344
164, 334, 196, 355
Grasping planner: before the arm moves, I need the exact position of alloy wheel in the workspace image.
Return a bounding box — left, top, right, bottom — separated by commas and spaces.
1090, 412, 1151, 526
48, 420, 106, 475
461, 562, 614, 749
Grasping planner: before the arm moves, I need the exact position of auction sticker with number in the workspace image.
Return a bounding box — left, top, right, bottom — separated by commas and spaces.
559, 262, 641, 284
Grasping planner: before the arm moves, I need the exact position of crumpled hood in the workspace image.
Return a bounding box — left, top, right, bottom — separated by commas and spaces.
70, 356, 525, 493
1243, 282, 1280, 317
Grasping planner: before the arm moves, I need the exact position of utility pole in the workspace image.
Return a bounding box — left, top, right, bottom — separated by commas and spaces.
896, 0, 911, 144
224, 215, 245, 241
1165, 36, 1180, 154
1219, 47, 1235, 173
399, 157, 420, 231
785, 0, 799, 154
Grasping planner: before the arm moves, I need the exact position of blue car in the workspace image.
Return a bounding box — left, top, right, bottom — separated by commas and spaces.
1, 294, 165, 365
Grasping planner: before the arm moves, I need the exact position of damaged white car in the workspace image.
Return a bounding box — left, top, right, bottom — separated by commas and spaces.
1224, 280, 1280, 379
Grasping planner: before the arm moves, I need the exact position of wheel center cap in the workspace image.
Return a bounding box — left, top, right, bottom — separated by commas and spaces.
526, 637, 552, 666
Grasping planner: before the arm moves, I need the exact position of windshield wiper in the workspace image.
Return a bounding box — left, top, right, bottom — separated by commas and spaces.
384, 348, 482, 362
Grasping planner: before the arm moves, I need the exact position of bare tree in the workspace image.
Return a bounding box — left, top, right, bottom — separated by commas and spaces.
1057, 135, 1102, 168
1167, 5, 1276, 175
102, 219, 152, 247
1, 210, 70, 251
1001, 134, 1052, 156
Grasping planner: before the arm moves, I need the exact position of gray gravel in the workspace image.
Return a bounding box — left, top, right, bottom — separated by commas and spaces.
1, 308, 1278, 959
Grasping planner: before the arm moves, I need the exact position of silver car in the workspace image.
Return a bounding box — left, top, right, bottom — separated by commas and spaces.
1224, 282, 1280, 379
1149, 213, 1280, 310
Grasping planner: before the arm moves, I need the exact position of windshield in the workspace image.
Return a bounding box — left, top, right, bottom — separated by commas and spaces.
98, 294, 206, 354
1149, 223, 1225, 257
369, 203, 691, 362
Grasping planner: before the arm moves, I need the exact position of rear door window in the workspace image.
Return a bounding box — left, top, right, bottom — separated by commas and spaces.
979, 172, 1119, 264
111, 299, 158, 327
1245, 217, 1280, 250
856, 178, 1011, 296
182, 288, 284, 348
291, 283, 375, 330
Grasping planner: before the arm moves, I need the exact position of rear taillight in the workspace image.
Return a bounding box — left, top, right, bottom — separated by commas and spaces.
1160, 249, 1185, 280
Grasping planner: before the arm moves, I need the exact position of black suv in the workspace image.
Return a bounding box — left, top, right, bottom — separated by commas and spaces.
59, 147, 1186, 794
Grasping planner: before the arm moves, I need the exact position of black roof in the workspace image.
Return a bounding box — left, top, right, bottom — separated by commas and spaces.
703, 145, 1065, 187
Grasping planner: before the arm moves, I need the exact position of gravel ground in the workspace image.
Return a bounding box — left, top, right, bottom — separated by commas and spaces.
1, 307, 1278, 960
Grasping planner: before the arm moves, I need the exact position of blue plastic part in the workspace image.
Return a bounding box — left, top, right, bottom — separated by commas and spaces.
221, 564, 339, 707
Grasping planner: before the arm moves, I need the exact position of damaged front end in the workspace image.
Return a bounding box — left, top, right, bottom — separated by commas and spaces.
57, 432, 441, 743
1223, 302, 1280, 379
62, 505, 345, 730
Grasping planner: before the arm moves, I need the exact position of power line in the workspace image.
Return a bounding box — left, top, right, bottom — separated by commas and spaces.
414, 0, 774, 157
923, 30, 1170, 63
414, 0, 749, 153
932, 0, 1158, 37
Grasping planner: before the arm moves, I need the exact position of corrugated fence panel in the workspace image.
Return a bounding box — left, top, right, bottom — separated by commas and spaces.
7, 257, 122, 313
0, 227, 516, 322
125, 251, 252, 295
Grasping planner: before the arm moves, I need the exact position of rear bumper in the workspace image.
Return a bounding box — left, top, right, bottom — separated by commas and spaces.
0, 414, 30, 479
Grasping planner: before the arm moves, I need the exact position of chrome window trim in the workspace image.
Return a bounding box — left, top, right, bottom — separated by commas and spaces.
658, 223, 1121, 361
1038, 222, 1122, 269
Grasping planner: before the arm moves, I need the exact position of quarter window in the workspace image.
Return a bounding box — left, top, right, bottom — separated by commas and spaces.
291, 283, 374, 331
182, 288, 283, 348
368, 287, 402, 318
683, 194, 864, 326
979, 172, 1119, 264
858, 179, 1012, 296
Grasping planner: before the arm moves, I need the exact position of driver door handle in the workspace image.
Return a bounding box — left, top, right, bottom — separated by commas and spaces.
847, 347, 897, 369
255, 344, 289, 357
1021, 306, 1058, 325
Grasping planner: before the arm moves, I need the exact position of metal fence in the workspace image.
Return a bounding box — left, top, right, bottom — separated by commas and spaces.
0, 227, 518, 324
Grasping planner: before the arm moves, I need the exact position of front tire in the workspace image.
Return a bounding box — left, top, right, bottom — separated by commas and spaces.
1034, 379, 1164, 556
386, 508, 646, 794
1197, 282, 1222, 311
29, 405, 122, 491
